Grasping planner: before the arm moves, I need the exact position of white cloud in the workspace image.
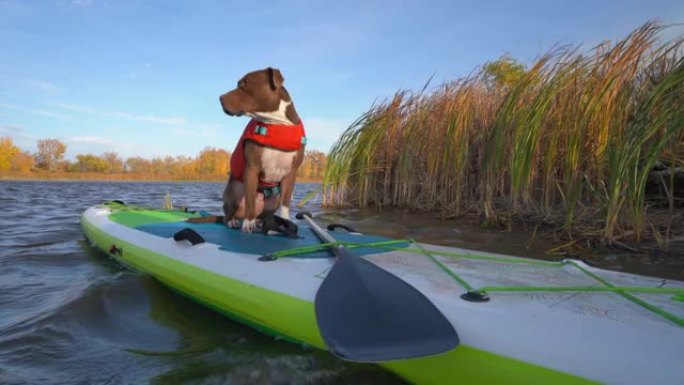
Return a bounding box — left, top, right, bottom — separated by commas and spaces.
23, 79, 60, 93
172, 123, 221, 139
135, 114, 187, 125
129, 62, 155, 79
53, 102, 104, 114
0, 102, 72, 120
71, 0, 93, 6
0, 124, 23, 135
0, 124, 36, 151
64, 136, 116, 146
62, 135, 165, 159
54, 102, 187, 125
302, 117, 350, 151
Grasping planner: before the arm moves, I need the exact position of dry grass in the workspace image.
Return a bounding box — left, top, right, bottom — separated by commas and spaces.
323, 22, 684, 248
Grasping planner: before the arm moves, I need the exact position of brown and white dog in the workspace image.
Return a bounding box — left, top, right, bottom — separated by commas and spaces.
214, 67, 305, 233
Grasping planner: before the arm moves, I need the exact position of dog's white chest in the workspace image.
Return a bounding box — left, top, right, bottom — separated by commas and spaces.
260, 148, 296, 182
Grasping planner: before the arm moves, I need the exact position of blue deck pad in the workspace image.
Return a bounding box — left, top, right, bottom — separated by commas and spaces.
136, 222, 408, 258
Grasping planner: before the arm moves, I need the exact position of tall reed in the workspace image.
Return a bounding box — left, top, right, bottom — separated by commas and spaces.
323, 22, 684, 246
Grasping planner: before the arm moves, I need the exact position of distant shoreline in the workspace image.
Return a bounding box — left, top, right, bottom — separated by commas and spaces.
0, 172, 322, 183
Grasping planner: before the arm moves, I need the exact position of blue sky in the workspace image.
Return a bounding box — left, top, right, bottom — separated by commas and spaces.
1, 0, 683, 160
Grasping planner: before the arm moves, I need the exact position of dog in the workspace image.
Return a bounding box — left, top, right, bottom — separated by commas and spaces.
190, 68, 306, 233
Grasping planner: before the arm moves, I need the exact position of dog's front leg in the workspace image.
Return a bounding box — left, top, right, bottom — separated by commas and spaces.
222, 178, 243, 228
242, 143, 261, 233
278, 172, 295, 220
278, 149, 304, 220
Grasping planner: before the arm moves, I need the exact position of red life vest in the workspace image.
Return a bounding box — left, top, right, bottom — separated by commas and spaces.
230, 119, 307, 188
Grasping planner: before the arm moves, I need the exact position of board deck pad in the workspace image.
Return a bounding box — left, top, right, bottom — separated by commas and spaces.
109, 208, 408, 258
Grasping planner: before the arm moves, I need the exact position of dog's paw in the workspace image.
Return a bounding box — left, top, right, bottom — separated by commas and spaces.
279, 206, 290, 220
226, 218, 241, 229
241, 218, 257, 233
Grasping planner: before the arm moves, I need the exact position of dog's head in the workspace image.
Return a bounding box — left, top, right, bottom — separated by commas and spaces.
219, 67, 298, 124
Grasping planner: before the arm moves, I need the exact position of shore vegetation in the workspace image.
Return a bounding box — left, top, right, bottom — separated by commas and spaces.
323, 22, 684, 250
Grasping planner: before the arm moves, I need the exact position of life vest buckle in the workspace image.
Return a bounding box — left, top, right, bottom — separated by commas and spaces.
261, 185, 281, 197
255, 125, 268, 135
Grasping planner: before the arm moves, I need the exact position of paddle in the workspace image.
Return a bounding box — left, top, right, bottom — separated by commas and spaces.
296, 212, 459, 362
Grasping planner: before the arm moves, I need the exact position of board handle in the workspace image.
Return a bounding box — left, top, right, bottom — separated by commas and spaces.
326, 223, 359, 233
173, 228, 205, 245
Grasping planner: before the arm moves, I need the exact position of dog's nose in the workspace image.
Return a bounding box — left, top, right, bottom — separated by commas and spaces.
219, 94, 233, 115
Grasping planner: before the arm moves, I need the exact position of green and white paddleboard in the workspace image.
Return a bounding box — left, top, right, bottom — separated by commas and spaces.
81, 201, 684, 385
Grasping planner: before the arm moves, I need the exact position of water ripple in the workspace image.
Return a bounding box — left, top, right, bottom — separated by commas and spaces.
0, 181, 403, 385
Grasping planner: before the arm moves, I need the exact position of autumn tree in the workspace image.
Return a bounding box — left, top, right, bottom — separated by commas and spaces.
102, 152, 124, 173
483, 55, 526, 91
35, 138, 67, 171
150, 157, 165, 174
74, 154, 109, 172
11, 150, 35, 172
0, 137, 20, 171
125, 157, 152, 174
156, 156, 197, 176
299, 150, 327, 180
174, 156, 197, 176
197, 147, 230, 175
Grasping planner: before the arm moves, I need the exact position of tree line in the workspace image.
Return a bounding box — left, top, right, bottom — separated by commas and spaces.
0, 137, 326, 180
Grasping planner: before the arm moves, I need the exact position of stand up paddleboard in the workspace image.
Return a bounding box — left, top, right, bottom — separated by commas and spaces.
82, 201, 684, 385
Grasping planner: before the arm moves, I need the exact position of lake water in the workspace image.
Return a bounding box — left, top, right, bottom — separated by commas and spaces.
0, 180, 681, 384
0, 181, 404, 385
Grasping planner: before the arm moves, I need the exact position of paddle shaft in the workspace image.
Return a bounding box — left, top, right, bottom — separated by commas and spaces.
298, 214, 350, 258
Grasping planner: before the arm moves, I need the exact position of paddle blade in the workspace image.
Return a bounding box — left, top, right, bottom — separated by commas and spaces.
315, 254, 459, 362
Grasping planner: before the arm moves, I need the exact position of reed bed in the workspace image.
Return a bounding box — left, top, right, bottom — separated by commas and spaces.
323, 22, 684, 247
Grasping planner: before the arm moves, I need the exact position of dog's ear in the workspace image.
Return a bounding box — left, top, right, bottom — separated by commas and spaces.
267, 67, 284, 90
